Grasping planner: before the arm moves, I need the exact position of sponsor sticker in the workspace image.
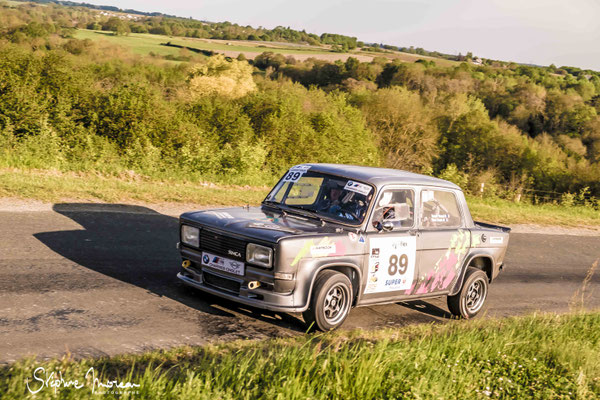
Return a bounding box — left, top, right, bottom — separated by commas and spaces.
348, 232, 357, 242
290, 165, 311, 172
247, 222, 299, 233
490, 236, 503, 244
371, 261, 379, 273
344, 180, 372, 196
310, 243, 336, 257
205, 211, 234, 219
201, 251, 244, 276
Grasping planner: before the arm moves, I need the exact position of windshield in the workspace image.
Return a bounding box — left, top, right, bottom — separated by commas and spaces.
264, 167, 374, 225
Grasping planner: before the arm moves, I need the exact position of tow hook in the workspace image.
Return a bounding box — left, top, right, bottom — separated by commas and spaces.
248, 281, 261, 290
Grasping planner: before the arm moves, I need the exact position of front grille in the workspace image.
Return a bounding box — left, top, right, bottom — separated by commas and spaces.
203, 272, 241, 294
200, 229, 246, 261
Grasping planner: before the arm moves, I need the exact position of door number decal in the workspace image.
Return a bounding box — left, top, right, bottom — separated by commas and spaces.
364, 236, 416, 294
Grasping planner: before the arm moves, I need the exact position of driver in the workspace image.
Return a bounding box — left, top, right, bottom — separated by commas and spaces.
317, 181, 344, 212
318, 180, 370, 222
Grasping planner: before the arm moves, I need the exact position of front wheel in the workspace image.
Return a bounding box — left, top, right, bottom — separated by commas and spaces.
447, 267, 488, 319
303, 270, 353, 331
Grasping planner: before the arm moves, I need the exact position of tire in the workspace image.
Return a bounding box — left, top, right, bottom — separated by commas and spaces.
447, 267, 488, 319
303, 270, 353, 331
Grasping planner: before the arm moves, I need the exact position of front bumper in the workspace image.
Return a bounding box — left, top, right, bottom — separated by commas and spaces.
177, 269, 306, 313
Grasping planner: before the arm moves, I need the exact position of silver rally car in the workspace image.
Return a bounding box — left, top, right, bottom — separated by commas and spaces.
177, 164, 510, 331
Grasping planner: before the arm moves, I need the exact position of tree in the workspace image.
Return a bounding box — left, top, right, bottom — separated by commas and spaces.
102, 17, 129, 36
360, 87, 439, 172
187, 55, 256, 99
344, 57, 360, 79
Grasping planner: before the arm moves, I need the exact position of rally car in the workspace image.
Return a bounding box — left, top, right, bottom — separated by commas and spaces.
177, 164, 510, 330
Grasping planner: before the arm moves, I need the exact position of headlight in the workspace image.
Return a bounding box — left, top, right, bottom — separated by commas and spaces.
181, 225, 199, 247
246, 243, 273, 268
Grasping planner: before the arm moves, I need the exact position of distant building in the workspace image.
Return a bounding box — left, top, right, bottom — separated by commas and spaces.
471, 57, 483, 66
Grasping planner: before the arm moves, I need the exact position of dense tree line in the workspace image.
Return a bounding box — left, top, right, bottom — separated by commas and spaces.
1, 2, 599, 202
260, 54, 600, 173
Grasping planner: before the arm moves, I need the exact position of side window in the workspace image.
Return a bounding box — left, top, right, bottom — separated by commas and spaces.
420, 190, 462, 228
371, 188, 415, 229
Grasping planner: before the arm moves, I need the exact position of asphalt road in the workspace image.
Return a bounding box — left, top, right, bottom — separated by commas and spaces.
1, 203, 599, 364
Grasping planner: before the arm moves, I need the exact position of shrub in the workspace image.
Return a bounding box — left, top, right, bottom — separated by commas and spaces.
359, 87, 439, 172
187, 55, 256, 99
438, 164, 469, 189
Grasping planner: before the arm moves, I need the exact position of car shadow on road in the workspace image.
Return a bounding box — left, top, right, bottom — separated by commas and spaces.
398, 300, 454, 320
34, 203, 306, 333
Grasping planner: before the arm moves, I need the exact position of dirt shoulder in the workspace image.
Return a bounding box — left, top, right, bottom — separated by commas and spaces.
1, 198, 598, 237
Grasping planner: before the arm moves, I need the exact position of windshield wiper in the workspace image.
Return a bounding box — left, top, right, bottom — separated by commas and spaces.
262, 201, 289, 217
284, 206, 327, 226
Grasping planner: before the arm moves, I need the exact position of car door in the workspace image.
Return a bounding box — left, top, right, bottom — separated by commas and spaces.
360, 186, 420, 304
411, 188, 469, 296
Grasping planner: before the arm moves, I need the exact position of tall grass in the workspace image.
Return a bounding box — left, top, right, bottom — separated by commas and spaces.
1, 312, 598, 399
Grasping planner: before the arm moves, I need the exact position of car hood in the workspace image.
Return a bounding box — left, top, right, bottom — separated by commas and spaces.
180, 206, 351, 243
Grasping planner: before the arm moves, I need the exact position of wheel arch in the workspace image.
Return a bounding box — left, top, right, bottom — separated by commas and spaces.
306, 263, 362, 307
449, 254, 494, 296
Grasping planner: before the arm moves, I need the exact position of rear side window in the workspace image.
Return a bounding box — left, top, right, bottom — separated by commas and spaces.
420, 190, 462, 228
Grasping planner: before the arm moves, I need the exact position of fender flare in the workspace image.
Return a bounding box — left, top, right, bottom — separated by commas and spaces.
449, 253, 494, 296
300, 262, 363, 311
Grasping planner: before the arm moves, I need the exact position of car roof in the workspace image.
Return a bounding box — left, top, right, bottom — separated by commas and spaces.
299, 163, 461, 190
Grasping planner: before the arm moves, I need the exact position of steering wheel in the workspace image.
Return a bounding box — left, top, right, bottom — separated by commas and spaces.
329, 205, 359, 220
340, 204, 360, 220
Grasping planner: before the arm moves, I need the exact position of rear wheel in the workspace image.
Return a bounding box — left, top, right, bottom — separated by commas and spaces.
447, 267, 488, 319
303, 270, 352, 331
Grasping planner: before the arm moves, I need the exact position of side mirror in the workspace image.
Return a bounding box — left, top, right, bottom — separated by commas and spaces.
381, 220, 394, 232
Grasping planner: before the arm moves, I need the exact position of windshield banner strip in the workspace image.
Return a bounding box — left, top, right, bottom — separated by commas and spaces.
290, 165, 311, 172
344, 180, 372, 196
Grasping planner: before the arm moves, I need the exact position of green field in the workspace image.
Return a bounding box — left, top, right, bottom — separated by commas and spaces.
1, 311, 598, 399
73, 30, 340, 58
73, 29, 462, 66
73, 30, 200, 58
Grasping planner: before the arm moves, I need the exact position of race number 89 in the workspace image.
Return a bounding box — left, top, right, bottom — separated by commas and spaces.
284, 171, 303, 182
388, 254, 408, 275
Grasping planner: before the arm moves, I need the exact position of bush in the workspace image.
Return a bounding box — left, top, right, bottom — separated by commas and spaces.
187, 55, 256, 99
358, 87, 439, 172
438, 164, 469, 188
244, 81, 379, 174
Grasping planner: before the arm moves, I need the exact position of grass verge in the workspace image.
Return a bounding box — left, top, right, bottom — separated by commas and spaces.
0, 311, 598, 399
1, 168, 599, 228
0, 168, 267, 205
466, 195, 600, 229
